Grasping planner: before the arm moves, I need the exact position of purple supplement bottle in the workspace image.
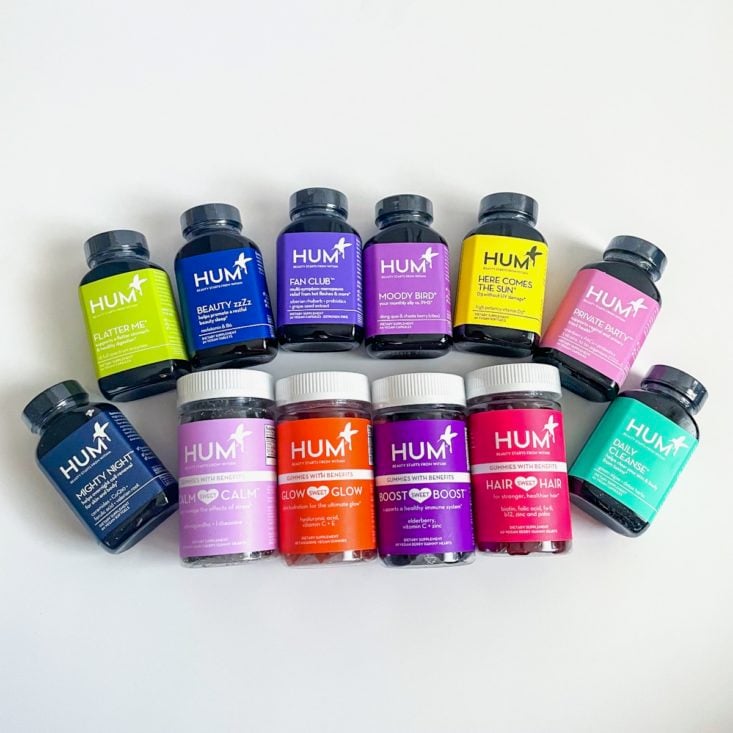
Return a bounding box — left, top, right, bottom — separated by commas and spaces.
363, 194, 452, 359
372, 372, 474, 567
276, 188, 363, 351
177, 369, 278, 567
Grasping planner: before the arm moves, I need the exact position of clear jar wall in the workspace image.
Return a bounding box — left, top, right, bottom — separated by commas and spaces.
373, 404, 474, 567
277, 399, 377, 566
179, 395, 277, 567
468, 391, 571, 555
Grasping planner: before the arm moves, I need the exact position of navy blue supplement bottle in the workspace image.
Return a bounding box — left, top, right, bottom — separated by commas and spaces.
276, 188, 363, 351
363, 194, 452, 359
79, 230, 190, 402
175, 203, 277, 370
22, 380, 178, 553
453, 193, 548, 358
535, 237, 666, 402
569, 365, 706, 536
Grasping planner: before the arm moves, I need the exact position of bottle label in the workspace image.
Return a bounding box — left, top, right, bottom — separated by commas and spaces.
79, 268, 187, 379
364, 242, 451, 337
453, 234, 548, 333
469, 409, 572, 543
540, 269, 659, 384
176, 248, 275, 352
570, 398, 697, 523
39, 409, 176, 541
375, 420, 474, 555
277, 417, 375, 555
277, 232, 363, 327
177, 418, 277, 558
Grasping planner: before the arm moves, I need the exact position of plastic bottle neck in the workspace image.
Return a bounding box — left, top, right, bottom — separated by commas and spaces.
290, 207, 347, 222
641, 383, 695, 414
184, 222, 242, 240
34, 397, 90, 435
479, 210, 535, 225
88, 249, 149, 268
377, 212, 432, 229
604, 251, 659, 279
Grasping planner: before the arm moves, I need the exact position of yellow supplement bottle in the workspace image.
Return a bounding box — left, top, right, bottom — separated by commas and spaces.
453, 192, 548, 357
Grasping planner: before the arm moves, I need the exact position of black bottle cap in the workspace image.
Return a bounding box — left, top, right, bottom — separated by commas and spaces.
289, 188, 348, 218
180, 203, 242, 236
375, 194, 433, 226
642, 365, 708, 414
84, 230, 149, 267
605, 236, 667, 280
22, 380, 89, 434
479, 192, 538, 224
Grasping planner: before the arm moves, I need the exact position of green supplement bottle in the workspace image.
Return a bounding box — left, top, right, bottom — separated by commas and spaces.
569, 365, 707, 536
79, 230, 189, 402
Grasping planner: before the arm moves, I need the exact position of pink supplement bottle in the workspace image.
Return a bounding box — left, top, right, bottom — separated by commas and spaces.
535, 236, 666, 402
466, 363, 572, 556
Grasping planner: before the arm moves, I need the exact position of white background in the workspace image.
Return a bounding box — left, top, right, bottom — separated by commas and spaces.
1, 2, 731, 731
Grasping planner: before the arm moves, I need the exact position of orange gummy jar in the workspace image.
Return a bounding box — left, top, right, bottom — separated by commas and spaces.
275, 371, 377, 566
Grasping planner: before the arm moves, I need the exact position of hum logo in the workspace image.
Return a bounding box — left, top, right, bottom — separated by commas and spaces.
483, 245, 543, 270
291, 422, 358, 460
391, 425, 458, 462
194, 252, 252, 288
625, 419, 689, 456
585, 285, 648, 319
183, 423, 252, 463
88, 274, 147, 314
381, 246, 439, 275
59, 421, 111, 480
495, 415, 559, 451
292, 236, 351, 265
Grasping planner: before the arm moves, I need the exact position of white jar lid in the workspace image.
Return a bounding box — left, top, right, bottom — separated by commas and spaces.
275, 371, 370, 406
177, 369, 274, 406
465, 363, 561, 400
372, 372, 466, 410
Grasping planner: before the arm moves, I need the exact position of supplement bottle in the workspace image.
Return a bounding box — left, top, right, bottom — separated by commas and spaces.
276, 187, 363, 351
372, 372, 474, 567
363, 194, 452, 358
175, 203, 277, 370
177, 370, 278, 567
535, 236, 666, 402
276, 371, 376, 565
453, 192, 548, 357
22, 380, 178, 553
79, 230, 189, 401
569, 365, 706, 536
466, 363, 572, 555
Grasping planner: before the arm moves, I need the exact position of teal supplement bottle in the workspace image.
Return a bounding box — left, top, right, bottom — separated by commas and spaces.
569, 365, 707, 536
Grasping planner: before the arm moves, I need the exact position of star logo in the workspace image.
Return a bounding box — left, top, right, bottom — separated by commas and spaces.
228, 423, 252, 450
92, 421, 110, 443
338, 422, 358, 449
628, 297, 648, 316
128, 273, 147, 295
525, 245, 544, 265
420, 247, 439, 267
438, 425, 458, 452
332, 237, 352, 259
542, 415, 559, 441
234, 252, 253, 274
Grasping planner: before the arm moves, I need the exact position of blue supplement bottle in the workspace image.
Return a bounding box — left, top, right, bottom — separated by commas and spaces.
175, 203, 277, 370
79, 230, 190, 402
22, 380, 178, 552
276, 188, 363, 351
